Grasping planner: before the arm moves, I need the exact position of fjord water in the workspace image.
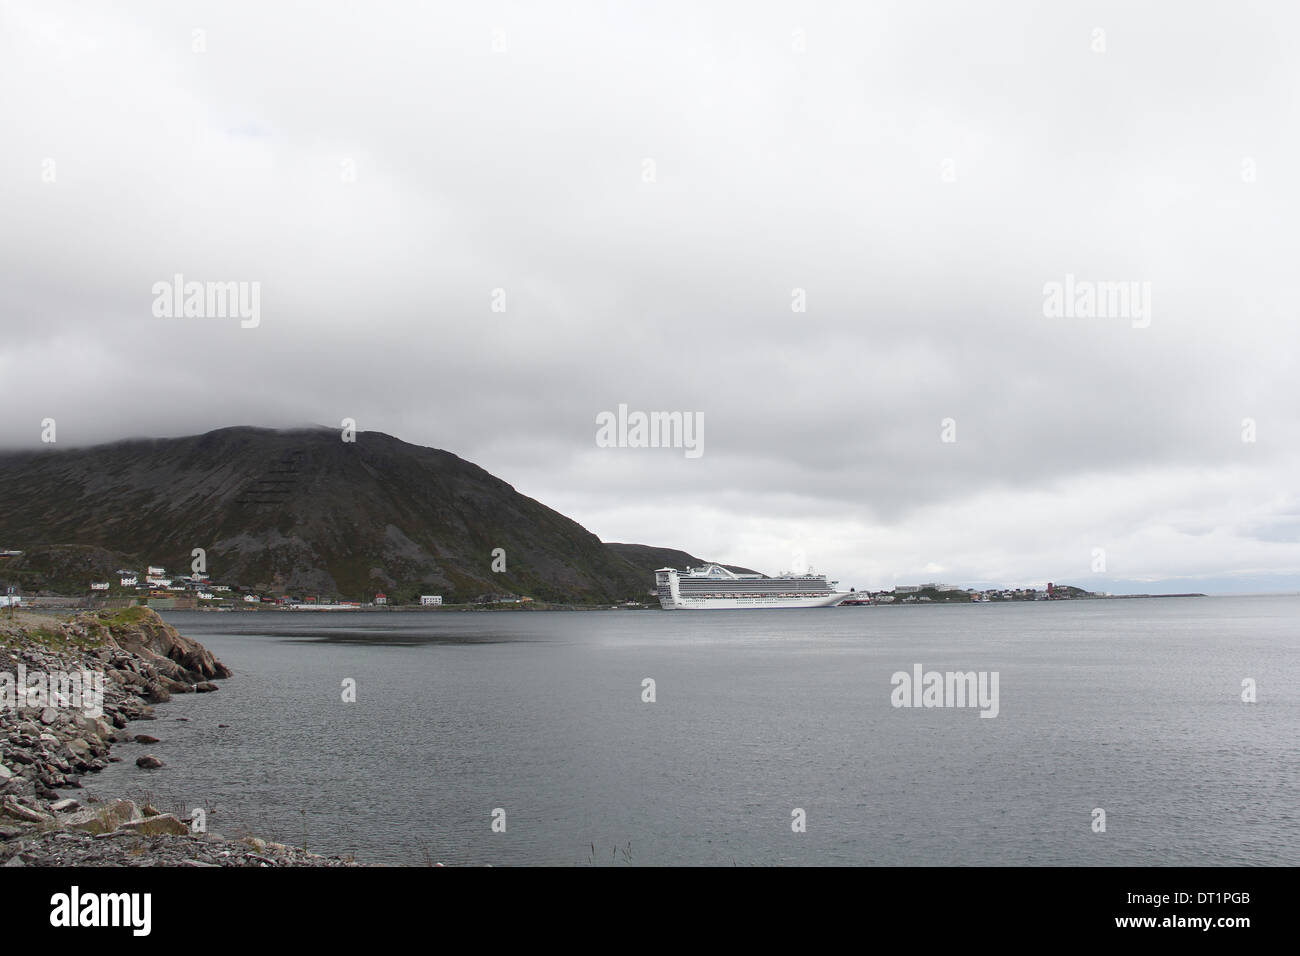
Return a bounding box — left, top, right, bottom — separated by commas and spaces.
81, 598, 1299, 866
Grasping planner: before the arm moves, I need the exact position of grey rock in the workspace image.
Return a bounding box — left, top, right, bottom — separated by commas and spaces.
120, 814, 190, 836
70, 713, 107, 737
0, 797, 53, 824
63, 798, 143, 834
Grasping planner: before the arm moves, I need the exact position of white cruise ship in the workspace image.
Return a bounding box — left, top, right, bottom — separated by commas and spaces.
654, 564, 850, 610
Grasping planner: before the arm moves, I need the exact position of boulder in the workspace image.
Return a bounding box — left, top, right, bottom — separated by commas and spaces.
135, 755, 164, 769
119, 813, 190, 836
70, 713, 112, 740
134, 734, 161, 745
63, 798, 143, 834
2, 776, 35, 799
0, 797, 53, 825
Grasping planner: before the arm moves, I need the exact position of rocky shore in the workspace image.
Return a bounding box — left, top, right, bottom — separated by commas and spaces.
1, 607, 360, 866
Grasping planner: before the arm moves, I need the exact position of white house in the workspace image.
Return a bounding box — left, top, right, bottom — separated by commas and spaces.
420, 595, 443, 606
89, 582, 110, 591
120, 576, 138, 586
146, 577, 171, 587
0, 595, 20, 607
197, 592, 214, 600
147, 566, 165, 576
243, 594, 260, 603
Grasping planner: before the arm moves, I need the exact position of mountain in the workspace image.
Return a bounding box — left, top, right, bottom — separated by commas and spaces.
605, 543, 759, 578
0, 427, 690, 604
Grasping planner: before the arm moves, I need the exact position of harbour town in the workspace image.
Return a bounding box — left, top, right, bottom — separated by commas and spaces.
0, 548, 1199, 613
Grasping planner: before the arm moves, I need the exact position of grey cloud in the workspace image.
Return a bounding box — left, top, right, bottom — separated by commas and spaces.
1, 0, 1297, 591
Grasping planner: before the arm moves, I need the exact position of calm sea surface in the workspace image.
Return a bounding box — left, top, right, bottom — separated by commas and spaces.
78, 597, 1299, 866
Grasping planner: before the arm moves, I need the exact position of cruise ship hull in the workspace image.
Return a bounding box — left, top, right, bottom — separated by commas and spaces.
658, 592, 850, 610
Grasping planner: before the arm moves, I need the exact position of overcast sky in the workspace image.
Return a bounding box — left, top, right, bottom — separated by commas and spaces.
2, 1, 1297, 593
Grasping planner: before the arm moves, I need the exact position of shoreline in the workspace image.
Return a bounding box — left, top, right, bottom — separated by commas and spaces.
6, 592, 1217, 617
0, 608, 361, 866
10, 600, 627, 614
